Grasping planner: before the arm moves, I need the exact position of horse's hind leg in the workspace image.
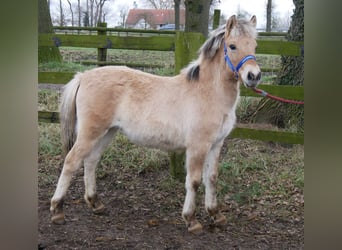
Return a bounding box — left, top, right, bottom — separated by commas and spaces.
83, 128, 116, 214
203, 141, 227, 226
50, 130, 106, 224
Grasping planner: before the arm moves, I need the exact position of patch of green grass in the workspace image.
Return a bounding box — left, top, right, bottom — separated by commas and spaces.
261, 74, 277, 84
217, 140, 304, 206
236, 96, 260, 123
38, 89, 60, 111
38, 123, 62, 156
101, 133, 168, 173
257, 54, 281, 70
106, 49, 174, 67
39, 61, 94, 72
152, 67, 175, 76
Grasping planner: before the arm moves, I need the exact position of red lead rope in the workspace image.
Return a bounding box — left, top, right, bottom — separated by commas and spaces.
252, 87, 304, 105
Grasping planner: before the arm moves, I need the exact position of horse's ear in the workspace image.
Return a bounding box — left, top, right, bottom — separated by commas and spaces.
226, 15, 237, 34
250, 15, 257, 27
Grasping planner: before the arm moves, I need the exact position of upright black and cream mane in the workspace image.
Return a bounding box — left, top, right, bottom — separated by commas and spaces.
185, 18, 257, 82
186, 25, 225, 81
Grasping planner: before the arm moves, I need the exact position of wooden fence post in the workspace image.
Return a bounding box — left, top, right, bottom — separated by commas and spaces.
97, 22, 107, 66
174, 31, 205, 74
213, 9, 221, 30
171, 31, 205, 181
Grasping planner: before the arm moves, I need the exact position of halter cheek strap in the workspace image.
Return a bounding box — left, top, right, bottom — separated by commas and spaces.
224, 43, 256, 80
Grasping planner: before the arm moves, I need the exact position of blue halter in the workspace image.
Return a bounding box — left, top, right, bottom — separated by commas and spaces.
223, 43, 256, 80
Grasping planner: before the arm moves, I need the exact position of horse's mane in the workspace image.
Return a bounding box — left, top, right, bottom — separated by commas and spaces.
185, 17, 257, 82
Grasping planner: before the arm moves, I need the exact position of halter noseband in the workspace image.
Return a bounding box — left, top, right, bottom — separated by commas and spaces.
223, 43, 256, 80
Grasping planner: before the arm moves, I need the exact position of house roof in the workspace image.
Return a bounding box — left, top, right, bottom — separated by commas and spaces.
126, 9, 185, 28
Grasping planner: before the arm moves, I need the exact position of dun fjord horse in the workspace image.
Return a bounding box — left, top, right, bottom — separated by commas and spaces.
50, 15, 261, 233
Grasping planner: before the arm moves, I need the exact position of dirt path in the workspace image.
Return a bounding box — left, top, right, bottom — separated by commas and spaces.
38, 143, 303, 249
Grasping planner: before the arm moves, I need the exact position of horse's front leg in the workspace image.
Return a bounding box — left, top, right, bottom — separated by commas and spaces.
203, 141, 227, 226
182, 148, 207, 234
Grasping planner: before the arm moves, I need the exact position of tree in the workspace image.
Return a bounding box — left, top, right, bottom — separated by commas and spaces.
174, 0, 180, 30
84, 0, 111, 27
83, 11, 90, 26
78, 0, 81, 27
38, 0, 62, 63
118, 5, 129, 28
266, 0, 272, 32
66, 0, 74, 26
253, 0, 304, 132
58, 0, 66, 26
277, 0, 304, 86
95, 0, 108, 24
144, 0, 174, 9
236, 3, 249, 18
184, 0, 211, 37
89, 0, 95, 26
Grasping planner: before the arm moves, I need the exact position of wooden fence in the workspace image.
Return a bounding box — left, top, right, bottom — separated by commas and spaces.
38, 25, 303, 145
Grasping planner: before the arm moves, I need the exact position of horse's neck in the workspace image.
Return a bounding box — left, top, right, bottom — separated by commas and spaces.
200, 59, 240, 107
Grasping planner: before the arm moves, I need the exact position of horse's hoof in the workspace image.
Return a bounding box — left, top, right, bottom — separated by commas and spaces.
188, 220, 203, 234
92, 203, 106, 214
85, 195, 106, 214
213, 213, 227, 226
51, 213, 65, 225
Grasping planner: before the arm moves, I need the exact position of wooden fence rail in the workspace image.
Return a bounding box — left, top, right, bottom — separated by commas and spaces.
38, 110, 303, 145
39, 33, 303, 55
38, 71, 303, 101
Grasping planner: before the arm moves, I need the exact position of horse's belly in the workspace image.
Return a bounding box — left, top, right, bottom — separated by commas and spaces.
129, 133, 185, 151
116, 121, 185, 152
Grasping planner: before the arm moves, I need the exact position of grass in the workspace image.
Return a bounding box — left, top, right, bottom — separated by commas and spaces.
99, 133, 169, 175
38, 89, 60, 111
38, 60, 94, 72
257, 54, 281, 70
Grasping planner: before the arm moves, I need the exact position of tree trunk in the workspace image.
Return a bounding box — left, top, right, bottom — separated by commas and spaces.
78, 0, 81, 27
253, 0, 304, 132
266, 0, 272, 32
67, 0, 74, 26
38, 0, 62, 63
174, 0, 180, 30
277, 0, 304, 86
184, 0, 211, 37
59, 0, 65, 26
90, 0, 94, 27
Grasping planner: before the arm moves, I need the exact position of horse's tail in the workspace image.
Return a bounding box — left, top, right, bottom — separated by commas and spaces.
60, 73, 81, 157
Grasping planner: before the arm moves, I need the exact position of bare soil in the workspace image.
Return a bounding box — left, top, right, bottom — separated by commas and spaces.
38, 140, 303, 249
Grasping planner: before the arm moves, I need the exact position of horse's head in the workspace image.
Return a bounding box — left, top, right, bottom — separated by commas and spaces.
223, 15, 261, 88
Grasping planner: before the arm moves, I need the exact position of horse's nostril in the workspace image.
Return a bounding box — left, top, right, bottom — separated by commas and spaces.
247, 72, 261, 82
247, 72, 254, 81
256, 72, 261, 81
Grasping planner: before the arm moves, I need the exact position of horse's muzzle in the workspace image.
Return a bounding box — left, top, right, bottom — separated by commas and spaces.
244, 71, 261, 88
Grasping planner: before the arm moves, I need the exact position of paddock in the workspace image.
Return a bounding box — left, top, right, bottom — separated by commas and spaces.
38, 17, 304, 248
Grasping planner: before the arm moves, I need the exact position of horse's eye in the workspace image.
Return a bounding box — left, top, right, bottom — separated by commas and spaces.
229, 44, 236, 50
